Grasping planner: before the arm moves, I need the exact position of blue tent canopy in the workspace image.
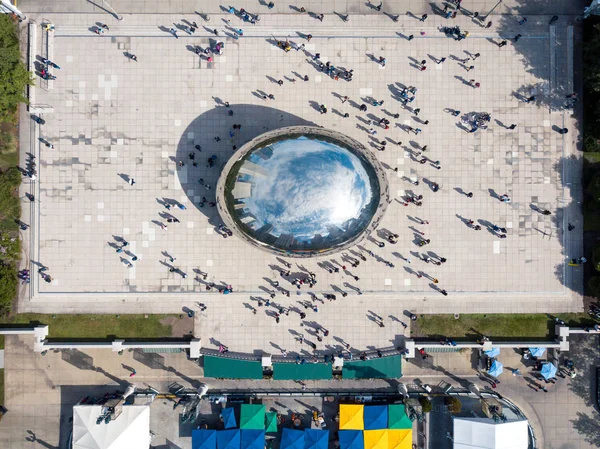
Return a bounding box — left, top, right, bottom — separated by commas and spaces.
488, 360, 504, 378
281, 428, 305, 449
240, 430, 265, 449
540, 362, 557, 380
484, 348, 500, 358
339, 430, 364, 449
305, 429, 329, 449
193, 430, 217, 449
221, 408, 237, 429
363, 405, 388, 430
217, 429, 241, 449
529, 347, 546, 358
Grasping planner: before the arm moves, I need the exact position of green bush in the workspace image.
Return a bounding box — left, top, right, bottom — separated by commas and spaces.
588, 276, 600, 298
588, 172, 600, 202
593, 246, 600, 272
0, 15, 32, 122
0, 262, 16, 316
445, 396, 462, 414
585, 134, 600, 153
419, 397, 432, 414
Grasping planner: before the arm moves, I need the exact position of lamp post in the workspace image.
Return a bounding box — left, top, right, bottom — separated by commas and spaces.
102, 0, 123, 21
482, 0, 503, 21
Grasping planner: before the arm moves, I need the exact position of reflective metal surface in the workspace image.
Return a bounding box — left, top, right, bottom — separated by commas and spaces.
222, 133, 382, 254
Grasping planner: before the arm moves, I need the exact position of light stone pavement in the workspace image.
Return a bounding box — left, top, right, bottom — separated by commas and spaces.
1, 334, 599, 449
18, 7, 584, 352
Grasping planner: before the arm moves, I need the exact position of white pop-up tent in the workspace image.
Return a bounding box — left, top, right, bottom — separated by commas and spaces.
453, 418, 529, 449
72, 405, 150, 449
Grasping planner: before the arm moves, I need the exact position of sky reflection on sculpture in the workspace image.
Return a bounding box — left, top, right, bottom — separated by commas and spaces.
225, 135, 381, 254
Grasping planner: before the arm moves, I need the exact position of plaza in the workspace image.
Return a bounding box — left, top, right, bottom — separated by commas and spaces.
16, 0, 584, 355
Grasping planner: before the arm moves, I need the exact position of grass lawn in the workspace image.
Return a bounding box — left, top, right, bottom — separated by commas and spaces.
3, 314, 178, 339
411, 313, 597, 340
584, 152, 600, 164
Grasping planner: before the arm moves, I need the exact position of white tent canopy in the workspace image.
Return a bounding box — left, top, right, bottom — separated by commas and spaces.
453, 418, 528, 449
73, 405, 150, 449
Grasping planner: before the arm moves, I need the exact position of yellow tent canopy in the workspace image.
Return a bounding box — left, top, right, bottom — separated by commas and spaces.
388, 430, 412, 449
339, 405, 365, 430
364, 430, 388, 449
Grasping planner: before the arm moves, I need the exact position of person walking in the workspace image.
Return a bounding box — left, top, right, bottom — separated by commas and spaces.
170, 28, 178, 38
129, 368, 136, 377
419, 14, 427, 22
485, 21, 492, 28
498, 40, 507, 47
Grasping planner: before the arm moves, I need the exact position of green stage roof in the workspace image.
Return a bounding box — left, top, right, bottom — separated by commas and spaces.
240, 404, 266, 430
273, 362, 332, 380
203, 356, 263, 379
342, 356, 402, 379
387, 404, 412, 429
265, 412, 278, 432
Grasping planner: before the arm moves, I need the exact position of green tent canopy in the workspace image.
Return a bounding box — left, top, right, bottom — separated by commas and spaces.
273, 363, 332, 380
203, 357, 263, 379
342, 356, 402, 379
240, 404, 266, 430
265, 412, 278, 433
387, 404, 412, 429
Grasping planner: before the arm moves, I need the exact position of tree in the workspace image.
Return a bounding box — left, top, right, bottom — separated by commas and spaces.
588, 276, 600, 298
0, 15, 33, 122
445, 396, 462, 414
587, 172, 600, 202
419, 397, 432, 413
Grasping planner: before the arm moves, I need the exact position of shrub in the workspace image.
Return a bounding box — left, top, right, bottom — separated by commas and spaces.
445, 396, 462, 414
588, 276, 600, 298
419, 397, 432, 413
0, 262, 16, 316
0, 15, 33, 122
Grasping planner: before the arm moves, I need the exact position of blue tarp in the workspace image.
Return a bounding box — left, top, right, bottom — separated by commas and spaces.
221, 408, 237, 429
529, 347, 546, 358
488, 360, 504, 377
540, 362, 557, 380
363, 405, 388, 430
484, 348, 500, 358
217, 429, 241, 449
193, 430, 217, 449
240, 430, 265, 449
281, 428, 305, 449
305, 430, 329, 449
339, 430, 364, 449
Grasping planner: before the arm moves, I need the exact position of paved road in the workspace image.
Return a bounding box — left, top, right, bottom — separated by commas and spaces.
1, 334, 598, 449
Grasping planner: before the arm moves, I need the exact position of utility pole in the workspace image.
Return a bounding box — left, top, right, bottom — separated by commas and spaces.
101, 0, 123, 21
482, 0, 503, 21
